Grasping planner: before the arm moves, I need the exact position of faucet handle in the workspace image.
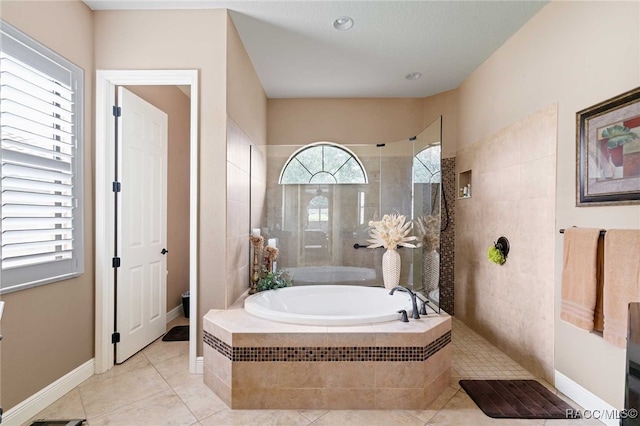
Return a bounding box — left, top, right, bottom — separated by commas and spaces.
420, 301, 428, 316
397, 309, 409, 322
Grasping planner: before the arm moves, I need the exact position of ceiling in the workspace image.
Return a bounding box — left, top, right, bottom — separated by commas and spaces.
83, 1, 548, 99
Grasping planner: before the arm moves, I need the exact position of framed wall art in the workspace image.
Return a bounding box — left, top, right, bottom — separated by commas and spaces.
577, 87, 640, 206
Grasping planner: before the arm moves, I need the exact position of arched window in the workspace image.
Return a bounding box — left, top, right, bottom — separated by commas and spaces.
414, 144, 441, 184
279, 143, 367, 184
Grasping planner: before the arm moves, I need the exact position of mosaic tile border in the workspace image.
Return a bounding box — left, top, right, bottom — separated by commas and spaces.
440, 157, 455, 315
204, 330, 451, 363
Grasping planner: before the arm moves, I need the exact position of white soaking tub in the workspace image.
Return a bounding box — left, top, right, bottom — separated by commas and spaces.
244, 285, 414, 326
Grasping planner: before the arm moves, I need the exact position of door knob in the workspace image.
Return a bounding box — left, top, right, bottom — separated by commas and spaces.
161, 248, 168, 255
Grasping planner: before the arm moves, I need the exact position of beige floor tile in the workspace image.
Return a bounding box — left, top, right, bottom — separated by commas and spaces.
199, 409, 311, 426
153, 353, 193, 388
82, 352, 151, 387
168, 316, 190, 328
542, 418, 606, 425
79, 363, 170, 418
298, 410, 328, 422
172, 374, 229, 421
427, 390, 545, 425
312, 410, 425, 426
88, 389, 197, 426
26, 389, 86, 425
406, 384, 459, 423
143, 335, 189, 365
27, 316, 593, 426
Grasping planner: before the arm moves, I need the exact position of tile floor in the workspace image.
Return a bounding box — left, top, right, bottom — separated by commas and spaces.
27, 317, 602, 426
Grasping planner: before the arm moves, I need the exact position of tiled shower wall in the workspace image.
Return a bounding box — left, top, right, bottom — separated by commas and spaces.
226, 119, 266, 306
454, 104, 557, 381
439, 157, 456, 315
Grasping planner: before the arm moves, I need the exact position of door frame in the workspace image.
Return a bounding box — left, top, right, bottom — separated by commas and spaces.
95, 69, 199, 374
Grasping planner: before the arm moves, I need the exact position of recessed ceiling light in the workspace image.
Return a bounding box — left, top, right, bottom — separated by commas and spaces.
405, 72, 422, 80
333, 16, 354, 31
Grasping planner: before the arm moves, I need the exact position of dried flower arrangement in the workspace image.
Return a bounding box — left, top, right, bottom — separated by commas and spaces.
367, 213, 417, 250
415, 214, 440, 252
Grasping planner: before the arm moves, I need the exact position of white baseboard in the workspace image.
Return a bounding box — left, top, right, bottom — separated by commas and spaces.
167, 304, 183, 323
555, 370, 619, 426
195, 356, 204, 374
3, 359, 94, 426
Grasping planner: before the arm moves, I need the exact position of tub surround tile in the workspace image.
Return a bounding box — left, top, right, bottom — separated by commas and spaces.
375, 388, 427, 410
324, 388, 376, 409
277, 362, 326, 388
375, 361, 425, 388
203, 329, 451, 362
203, 368, 232, 407
203, 308, 452, 409
233, 331, 329, 348
203, 342, 232, 385
232, 362, 282, 388
373, 315, 451, 347
325, 325, 377, 347
232, 388, 326, 410
172, 375, 229, 421
319, 362, 376, 388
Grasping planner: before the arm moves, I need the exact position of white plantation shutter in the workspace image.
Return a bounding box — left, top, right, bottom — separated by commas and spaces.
1, 21, 84, 293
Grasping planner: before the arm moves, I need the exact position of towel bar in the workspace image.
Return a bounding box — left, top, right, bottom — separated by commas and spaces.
559, 228, 606, 236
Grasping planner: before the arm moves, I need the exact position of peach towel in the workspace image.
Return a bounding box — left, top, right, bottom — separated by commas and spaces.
560, 228, 602, 331
603, 229, 640, 349
594, 236, 605, 332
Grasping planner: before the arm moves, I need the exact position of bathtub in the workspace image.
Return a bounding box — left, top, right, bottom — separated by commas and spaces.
286, 266, 376, 286
244, 285, 414, 326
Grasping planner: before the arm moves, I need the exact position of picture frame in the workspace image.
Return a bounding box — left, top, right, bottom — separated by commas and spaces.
577, 87, 640, 206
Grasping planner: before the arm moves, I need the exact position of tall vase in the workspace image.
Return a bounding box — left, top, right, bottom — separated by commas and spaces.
423, 249, 440, 292
382, 248, 401, 290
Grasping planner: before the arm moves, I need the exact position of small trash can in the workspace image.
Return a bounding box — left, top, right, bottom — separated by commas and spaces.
182, 291, 190, 318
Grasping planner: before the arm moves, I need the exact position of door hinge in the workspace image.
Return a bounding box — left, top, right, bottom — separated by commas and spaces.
112, 332, 120, 344
113, 105, 122, 117
112, 257, 121, 268
112, 181, 121, 192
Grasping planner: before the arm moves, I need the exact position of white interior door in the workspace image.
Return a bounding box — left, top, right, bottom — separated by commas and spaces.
116, 87, 168, 363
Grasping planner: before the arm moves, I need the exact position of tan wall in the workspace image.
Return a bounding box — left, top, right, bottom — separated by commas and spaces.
225, 16, 268, 305
94, 9, 228, 355
457, 1, 640, 408
422, 89, 458, 158
125, 86, 191, 313
0, 0, 95, 410
455, 104, 557, 382
267, 98, 425, 146
267, 93, 456, 154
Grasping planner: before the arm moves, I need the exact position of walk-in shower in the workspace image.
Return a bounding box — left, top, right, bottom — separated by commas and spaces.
259, 117, 443, 307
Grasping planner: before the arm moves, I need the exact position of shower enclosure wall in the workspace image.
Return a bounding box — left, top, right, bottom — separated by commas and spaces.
260, 117, 442, 305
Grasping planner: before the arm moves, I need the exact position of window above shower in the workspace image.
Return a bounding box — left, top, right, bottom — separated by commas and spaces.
279, 142, 367, 184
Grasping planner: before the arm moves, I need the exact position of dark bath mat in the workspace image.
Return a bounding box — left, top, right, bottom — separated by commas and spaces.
162, 325, 189, 342
459, 379, 579, 419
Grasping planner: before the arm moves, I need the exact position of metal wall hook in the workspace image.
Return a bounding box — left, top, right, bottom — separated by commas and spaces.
495, 236, 510, 258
